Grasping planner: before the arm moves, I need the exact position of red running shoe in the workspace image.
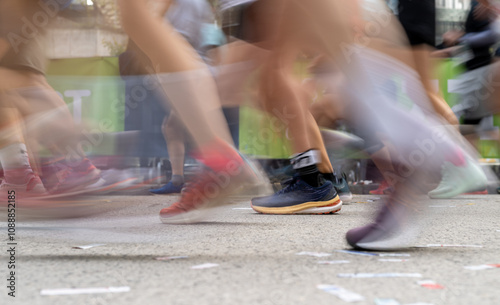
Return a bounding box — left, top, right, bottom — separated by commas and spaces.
369, 180, 393, 195
160, 139, 266, 224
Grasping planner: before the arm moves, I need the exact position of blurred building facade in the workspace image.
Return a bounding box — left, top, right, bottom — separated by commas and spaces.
436, 0, 473, 43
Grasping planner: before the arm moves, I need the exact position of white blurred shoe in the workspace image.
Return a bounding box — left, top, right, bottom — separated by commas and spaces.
428, 157, 488, 199
86, 169, 139, 194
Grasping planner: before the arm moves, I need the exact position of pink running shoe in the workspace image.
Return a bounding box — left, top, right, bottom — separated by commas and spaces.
0, 170, 46, 196
42, 158, 101, 194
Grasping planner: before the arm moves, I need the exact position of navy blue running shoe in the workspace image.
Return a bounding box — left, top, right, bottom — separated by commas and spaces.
150, 181, 184, 195
251, 176, 342, 214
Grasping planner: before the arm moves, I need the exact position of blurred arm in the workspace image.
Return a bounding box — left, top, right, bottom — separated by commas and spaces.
0, 38, 9, 61
460, 26, 500, 48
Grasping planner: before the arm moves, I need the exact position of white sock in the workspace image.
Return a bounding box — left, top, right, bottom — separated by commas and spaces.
0, 143, 34, 184
0, 143, 31, 170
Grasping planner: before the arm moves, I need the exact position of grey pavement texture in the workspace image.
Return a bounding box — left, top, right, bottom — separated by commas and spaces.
1, 194, 500, 305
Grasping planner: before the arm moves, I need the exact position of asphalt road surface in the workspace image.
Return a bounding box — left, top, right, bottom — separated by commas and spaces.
1, 194, 499, 305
